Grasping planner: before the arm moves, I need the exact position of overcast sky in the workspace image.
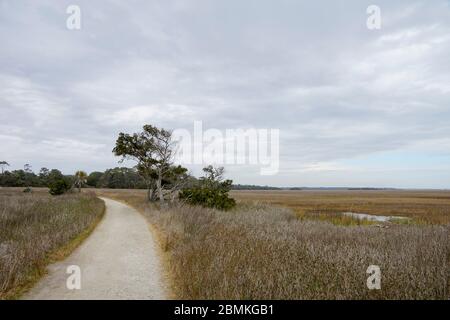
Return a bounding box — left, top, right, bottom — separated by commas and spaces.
1, 0, 449, 188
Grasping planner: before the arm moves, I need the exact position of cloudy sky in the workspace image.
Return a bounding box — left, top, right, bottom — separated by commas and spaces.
1, 0, 449, 188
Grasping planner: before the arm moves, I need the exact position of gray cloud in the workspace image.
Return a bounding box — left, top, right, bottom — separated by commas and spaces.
1, 0, 449, 188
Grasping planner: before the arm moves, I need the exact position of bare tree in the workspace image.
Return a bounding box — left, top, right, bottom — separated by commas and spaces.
151, 126, 176, 205
0, 161, 9, 174
24, 163, 32, 173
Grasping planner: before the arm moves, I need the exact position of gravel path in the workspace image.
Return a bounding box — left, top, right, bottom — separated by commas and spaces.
23, 197, 168, 300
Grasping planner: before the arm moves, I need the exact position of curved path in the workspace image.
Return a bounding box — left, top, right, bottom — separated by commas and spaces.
23, 197, 168, 300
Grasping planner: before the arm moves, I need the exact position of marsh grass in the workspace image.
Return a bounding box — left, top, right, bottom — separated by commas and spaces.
231, 190, 450, 225
0, 189, 105, 299
97, 189, 449, 299
296, 210, 376, 226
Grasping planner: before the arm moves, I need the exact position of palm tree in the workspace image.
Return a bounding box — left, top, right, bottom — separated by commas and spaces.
0, 161, 9, 174
74, 170, 88, 192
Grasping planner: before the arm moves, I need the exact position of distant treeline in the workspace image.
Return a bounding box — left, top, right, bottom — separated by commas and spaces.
0, 167, 148, 189
232, 185, 398, 191
1, 167, 283, 190
0, 167, 397, 191
232, 184, 282, 190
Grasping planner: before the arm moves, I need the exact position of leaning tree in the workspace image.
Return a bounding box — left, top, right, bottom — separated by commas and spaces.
113, 125, 187, 204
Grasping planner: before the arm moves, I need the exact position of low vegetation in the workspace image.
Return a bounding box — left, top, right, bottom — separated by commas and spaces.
97, 189, 449, 299
48, 178, 71, 195
0, 189, 105, 299
231, 190, 450, 225
180, 166, 236, 210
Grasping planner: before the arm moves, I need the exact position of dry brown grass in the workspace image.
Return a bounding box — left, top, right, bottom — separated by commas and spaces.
231, 190, 450, 225
96, 189, 449, 300
0, 188, 105, 299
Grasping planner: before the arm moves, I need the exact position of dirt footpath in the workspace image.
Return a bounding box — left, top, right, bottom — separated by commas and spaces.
23, 197, 168, 300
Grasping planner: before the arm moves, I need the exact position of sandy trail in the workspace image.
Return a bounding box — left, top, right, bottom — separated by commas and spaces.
23, 197, 168, 300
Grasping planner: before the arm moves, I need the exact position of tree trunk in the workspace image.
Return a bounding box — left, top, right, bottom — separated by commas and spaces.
157, 171, 164, 206
170, 189, 177, 203
151, 186, 158, 202
147, 181, 158, 202
147, 186, 152, 201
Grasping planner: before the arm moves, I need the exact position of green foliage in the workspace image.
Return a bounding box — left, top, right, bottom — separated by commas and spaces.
179, 165, 236, 210
47, 169, 65, 184
112, 124, 172, 181
163, 165, 190, 189
0, 165, 155, 190
0, 165, 72, 188
48, 179, 71, 196
97, 167, 147, 189
113, 125, 187, 203
0, 170, 39, 187
86, 171, 103, 187
179, 187, 236, 211
0, 159, 189, 196
38, 167, 50, 185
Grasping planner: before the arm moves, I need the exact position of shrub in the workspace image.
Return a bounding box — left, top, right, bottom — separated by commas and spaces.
180, 186, 236, 211
179, 165, 236, 210
22, 187, 32, 193
48, 179, 70, 196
